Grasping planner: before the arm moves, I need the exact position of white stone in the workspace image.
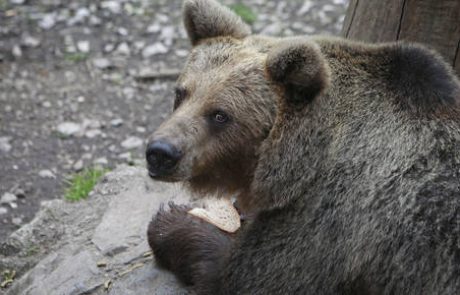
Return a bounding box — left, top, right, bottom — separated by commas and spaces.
110, 118, 124, 127
67, 7, 90, 25
142, 42, 168, 58
146, 23, 161, 34
21, 35, 40, 47
261, 22, 283, 36
117, 27, 128, 36
118, 152, 131, 161
85, 129, 102, 138
77, 40, 90, 53
175, 49, 188, 57
1, 192, 17, 204
101, 1, 121, 14
0, 137, 12, 153
10, 0, 25, 4
92, 58, 111, 69
39, 13, 57, 30
57, 122, 81, 136
94, 157, 108, 166
12, 217, 23, 226
121, 136, 143, 149
12, 45, 22, 57
73, 160, 84, 171
0, 207, 7, 215
115, 42, 130, 55
38, 169, 56, 179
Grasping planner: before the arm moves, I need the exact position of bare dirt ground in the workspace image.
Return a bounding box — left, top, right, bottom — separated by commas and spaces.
0, 0, 348, 241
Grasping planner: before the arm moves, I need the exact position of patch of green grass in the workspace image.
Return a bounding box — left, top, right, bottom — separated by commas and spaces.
64, 52, 89, 63
1, 270, 15, 289
64, 168, 107, 201
25, 245, 40, 257
229, 4, 257, 25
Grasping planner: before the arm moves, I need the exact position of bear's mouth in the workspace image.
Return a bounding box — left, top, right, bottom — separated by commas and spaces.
147, 169, 184, 182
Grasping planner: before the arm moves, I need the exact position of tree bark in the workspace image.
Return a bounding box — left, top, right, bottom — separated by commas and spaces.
342, 0, 460, 76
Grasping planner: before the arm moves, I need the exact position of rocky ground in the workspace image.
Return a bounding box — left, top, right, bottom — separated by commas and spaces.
0, 0, 348, 243
1, 166, 191, 294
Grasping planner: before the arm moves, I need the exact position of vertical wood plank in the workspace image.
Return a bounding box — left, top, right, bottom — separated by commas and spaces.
343, 0, 405, 43
342, 0, 460, 76
341, 0, 359, 37
398, 0, 460, 66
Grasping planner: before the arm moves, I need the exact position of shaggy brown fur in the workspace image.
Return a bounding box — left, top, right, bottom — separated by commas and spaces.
148, 0, 460, 294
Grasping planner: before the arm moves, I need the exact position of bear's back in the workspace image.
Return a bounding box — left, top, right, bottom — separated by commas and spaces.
224, 38, 460, 295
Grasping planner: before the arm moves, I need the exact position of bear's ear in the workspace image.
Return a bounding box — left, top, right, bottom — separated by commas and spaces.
183, 0, 251, 46
266, 39, 330, 108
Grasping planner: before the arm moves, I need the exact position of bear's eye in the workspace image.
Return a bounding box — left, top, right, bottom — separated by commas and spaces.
211, 110, 229, 124
174, 87, 187, 110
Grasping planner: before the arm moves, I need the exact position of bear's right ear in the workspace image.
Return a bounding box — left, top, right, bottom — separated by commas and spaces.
183, 0, 251, 46
266, 39, 330, 108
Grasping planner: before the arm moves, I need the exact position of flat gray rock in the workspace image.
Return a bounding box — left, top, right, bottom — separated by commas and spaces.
3, 166, 189, 295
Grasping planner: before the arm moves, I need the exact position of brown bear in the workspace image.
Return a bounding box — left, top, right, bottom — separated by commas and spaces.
148, 0, 460, 294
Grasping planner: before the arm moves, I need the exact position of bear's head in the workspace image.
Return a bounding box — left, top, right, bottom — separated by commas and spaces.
146, 0, 330, 206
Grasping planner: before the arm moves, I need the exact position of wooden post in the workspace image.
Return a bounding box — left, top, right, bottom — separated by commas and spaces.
342, 0, 460, 76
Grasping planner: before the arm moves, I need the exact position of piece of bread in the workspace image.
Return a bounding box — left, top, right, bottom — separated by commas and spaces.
188, 198, 241, 233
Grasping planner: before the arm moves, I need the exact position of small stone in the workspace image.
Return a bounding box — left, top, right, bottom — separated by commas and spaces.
101, 1, 121, 13
73, 160, 84, 171
77, 40, 90, 53
104, 43, 115, 53
38, 169, 56, 179
57, 122, 81, 137
67, 7, 90, 25
77, 96, 86, 103
261, 22, 283, 36
0, 207, 7, 215
146, 23, 161, 34
122, 87, 135, 100
117, 27, 128, 36
92, 58, 112, 69
94, 157, 108, 166
9, 202, 18, 209
110, 118, 123, 127
121, 136, 143, 149
10, 0, 25, 4
42, 101, 52, 108
39, 13, 57, 30
160, 26, 175, 46
136, 126, 146, 133
12, 217, 23, 226
89, 15, 102, 26
118, 152, 132, 161
12, 45, 22, 58
21, 35, 40, 47
115, 42, 130, 55
0, 137, 12, 153
142, 42, 168, 58
1, 192, 17, 204
85, 129, 102, 138
175, 49, 188, 57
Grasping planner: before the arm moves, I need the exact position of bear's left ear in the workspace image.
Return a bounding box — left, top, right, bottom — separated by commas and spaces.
183, 0, 251, 46
266, 39, 330, 108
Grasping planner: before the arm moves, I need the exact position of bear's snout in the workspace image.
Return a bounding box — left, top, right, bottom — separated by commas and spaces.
146, 140, 182, 179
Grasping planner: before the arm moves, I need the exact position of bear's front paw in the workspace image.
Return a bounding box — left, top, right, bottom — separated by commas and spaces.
147, 202, 234, 292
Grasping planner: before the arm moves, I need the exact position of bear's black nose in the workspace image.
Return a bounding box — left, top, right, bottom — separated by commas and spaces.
146, 140, 182, 177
